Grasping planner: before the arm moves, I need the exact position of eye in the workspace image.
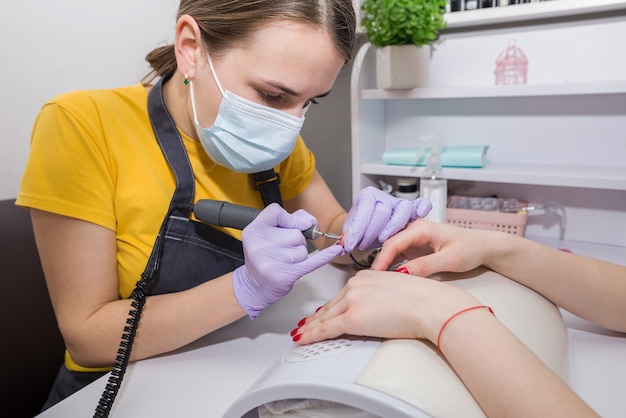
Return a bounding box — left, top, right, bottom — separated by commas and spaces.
257, 91, 284, 104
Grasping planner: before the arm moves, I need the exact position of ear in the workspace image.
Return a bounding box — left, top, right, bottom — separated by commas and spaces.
174, 15, 203, 80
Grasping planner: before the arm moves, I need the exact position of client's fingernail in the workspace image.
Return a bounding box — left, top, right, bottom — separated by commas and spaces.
292, 334, 302, 342
297, 317, 307, 327
315, 306, 323, 313
395, 266, 410, 275
290, 327, 300, 337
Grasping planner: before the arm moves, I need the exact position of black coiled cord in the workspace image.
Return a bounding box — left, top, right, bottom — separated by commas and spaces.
93, 204, 192, 418
93, 275, 151, 417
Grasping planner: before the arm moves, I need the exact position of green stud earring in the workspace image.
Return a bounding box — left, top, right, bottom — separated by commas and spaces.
183, 74, 189, 86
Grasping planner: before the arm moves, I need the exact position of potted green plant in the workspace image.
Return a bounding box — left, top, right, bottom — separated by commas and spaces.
360, 0, 448, 89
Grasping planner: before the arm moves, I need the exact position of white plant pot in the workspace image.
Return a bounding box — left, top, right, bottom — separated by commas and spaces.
376, 45, 430, 90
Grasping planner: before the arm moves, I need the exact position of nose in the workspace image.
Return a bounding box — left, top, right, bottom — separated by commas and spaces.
289, 103, 310, 118
282, 106, 307, 119
272, 102, 310, 119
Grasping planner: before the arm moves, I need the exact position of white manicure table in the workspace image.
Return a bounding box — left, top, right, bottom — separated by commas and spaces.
36, 239, 626, 418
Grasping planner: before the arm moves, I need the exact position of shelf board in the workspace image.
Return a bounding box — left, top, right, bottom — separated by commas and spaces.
360, 161, 626, 191
361, 80, 626, 100
445, 0, 626, 29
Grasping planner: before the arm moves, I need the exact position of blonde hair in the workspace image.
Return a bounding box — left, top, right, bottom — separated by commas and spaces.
144, 0, 356, 83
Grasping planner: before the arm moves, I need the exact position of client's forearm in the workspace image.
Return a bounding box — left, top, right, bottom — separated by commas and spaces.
485, 233, 626, 332
437, 308, 598, 418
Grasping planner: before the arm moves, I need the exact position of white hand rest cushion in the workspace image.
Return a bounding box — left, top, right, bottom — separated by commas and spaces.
224, 267, 569, 418
355, 267, 569, 418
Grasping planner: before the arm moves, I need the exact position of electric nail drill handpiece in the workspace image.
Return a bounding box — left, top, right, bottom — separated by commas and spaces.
193, 199, 340, 241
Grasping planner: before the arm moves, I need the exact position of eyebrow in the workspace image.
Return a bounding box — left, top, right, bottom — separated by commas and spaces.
263, 80, 332, 99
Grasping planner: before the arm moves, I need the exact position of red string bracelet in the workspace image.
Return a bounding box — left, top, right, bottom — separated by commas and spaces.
436, 305, 494, 352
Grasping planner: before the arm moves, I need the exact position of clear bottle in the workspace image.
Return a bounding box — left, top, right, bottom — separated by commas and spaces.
419, 136, 447, 223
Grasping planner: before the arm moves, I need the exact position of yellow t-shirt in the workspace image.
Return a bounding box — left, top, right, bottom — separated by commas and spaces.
17, 83, 315, 371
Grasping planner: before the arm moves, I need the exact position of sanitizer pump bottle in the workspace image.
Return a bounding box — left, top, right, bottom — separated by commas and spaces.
419, 135, 447, 223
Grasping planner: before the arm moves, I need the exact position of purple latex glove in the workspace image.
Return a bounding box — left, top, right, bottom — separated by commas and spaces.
233, 203, 345, 319
342, 186, 432, 252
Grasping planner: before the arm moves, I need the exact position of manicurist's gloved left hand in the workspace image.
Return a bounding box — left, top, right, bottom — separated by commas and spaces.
342, 186, 432, 253
232, 203, 344, 319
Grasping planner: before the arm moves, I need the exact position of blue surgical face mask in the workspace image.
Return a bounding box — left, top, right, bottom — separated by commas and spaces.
189, 52, 305, 173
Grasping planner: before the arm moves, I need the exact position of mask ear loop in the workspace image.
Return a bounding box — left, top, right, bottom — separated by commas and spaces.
189, 49, 227, 128
206, 51, 226, 97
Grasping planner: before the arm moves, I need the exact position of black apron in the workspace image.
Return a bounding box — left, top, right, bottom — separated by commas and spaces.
42, 72, 282, 412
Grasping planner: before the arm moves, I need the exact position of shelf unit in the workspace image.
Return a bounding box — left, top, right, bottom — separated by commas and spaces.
361, 161, 626, 191
353, 0, 626, 32
361, 80, 626, 100
444, 0, 626, 29
350, 5, 626, 259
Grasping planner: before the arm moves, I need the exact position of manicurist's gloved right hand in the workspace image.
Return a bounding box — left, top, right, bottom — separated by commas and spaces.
232, 203, 344, 319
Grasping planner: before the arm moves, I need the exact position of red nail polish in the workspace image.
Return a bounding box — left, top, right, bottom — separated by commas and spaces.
292, 334, 302, 342
395, 266, 410, 275
290, 327, 300, 337
315, 306, 323, 313
297, 317, 307, 327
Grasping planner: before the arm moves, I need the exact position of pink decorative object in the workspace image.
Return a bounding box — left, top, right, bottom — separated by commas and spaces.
495, 39, 528, 85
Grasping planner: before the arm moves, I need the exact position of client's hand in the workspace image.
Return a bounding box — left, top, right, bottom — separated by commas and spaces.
292, 270, 480, 345
233, 203, 344, 318
342, 186, 432, 253
371, 220, 499, 277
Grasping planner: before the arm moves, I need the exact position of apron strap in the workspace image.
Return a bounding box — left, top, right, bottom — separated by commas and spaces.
147, 72, 195, 218
251, 169, 283, 207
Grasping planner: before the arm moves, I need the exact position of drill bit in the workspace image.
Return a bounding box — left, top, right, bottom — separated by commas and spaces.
304, 225, 341, 241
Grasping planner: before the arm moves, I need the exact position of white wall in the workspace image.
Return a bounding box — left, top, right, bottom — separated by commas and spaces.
0, 0, 179, 199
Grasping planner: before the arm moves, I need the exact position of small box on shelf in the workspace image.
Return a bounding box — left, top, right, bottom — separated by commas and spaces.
446, 208, 528, 236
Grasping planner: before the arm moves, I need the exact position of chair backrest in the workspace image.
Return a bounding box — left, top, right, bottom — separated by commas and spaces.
0, 199, 65, 418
